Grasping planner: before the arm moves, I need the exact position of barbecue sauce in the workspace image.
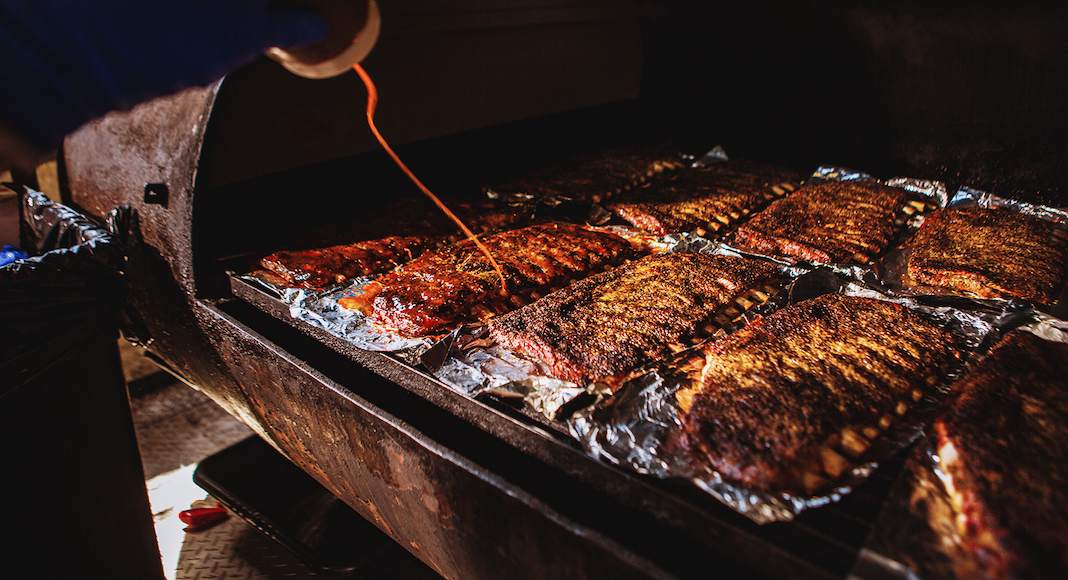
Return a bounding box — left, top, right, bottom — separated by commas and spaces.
352, 64, 508, 294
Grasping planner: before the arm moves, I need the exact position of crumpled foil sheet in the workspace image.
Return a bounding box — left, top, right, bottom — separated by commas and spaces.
240, 275, 431, 360
952, 186, 1068, 222
692, 144, 729, 167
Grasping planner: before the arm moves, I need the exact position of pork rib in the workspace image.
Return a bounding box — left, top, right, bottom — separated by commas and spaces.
487, 146, 689, 204
933, 330, 1068, 580
260, 236, 442, 289
258, 198, 527, 289
678, 293, 957, 496
340, 222, 637, 337
489, 253, 783, 386
607, 159, 802, 237
733, 180, 910, 264
906, 206, 1068, 304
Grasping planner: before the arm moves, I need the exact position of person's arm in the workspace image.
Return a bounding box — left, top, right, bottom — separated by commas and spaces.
0, 0, 328, 172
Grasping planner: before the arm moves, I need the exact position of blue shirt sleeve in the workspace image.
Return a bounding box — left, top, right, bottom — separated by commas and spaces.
0, 0, 327, 150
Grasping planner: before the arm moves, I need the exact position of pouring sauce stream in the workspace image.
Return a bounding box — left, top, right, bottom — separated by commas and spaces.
352, 63, 508, 294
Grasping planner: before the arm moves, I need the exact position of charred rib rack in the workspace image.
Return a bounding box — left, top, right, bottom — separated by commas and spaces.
905, 206, 1068, 304
933, 331, 1068, 580
340, 223, 637, 337
733, 180, 915, 264
487, 146, 689, 204
488, 253, 783, 386
677, 294, 957, 496
606, 159, 802, 237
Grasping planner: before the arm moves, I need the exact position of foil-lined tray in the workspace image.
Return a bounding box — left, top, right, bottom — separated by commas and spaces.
236, 223, 677, 358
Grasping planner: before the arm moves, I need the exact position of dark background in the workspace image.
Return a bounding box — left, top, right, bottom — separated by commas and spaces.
640, 1, 1068, 206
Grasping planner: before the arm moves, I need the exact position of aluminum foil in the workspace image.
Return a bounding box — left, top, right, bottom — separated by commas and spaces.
237, 274, 431, 358
1029, 311, 1068, 342
851, 313, 1068, 580
951, 186, 1068, 221
691, 144, 730, 167
423, 240, 804, 420
568, 277, 1001, 524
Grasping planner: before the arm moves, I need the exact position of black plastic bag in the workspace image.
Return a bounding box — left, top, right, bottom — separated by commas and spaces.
0, 187, 125, 399
0, 187, 162, 579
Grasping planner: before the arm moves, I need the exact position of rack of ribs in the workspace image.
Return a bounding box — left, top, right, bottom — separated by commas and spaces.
260, 236, 443, 289
606, 159, 802, 237
258, 199, 527, 289
676, 293, 957, 496
486, 146, 689, 204
339, 222, 637, 337
905, 206, 1068, 304
488, 253, 784, 386
932, 330, 1068, 580
733, 180, 917, 264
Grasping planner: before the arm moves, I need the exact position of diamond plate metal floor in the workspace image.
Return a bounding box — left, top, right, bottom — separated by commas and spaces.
175, 504, 320, 580
148, 464, 327, 580
124, 341, 442, 580
131, 375, 256, 481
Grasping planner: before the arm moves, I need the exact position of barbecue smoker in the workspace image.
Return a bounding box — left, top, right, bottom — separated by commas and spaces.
61, 2, 1068, 579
